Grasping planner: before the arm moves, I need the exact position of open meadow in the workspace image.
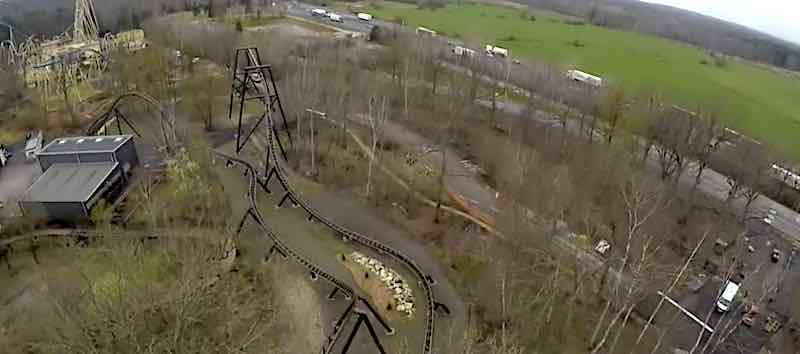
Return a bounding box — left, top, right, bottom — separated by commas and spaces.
368, 2, 800, 156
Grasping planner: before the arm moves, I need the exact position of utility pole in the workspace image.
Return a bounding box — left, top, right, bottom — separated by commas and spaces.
305, 108, 326, 177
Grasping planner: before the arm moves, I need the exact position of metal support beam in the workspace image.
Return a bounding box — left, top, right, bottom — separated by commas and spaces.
340, 314, 363, 354
278, 192, 292, 208
657, 291, 714, 333
360, 298, 394, 335
235, 208, 252, 236
361, 313, 387, 354
227, 47, 292, 163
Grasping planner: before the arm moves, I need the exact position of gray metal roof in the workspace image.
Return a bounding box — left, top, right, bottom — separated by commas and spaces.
38, 135, 133, 155
21, 162, 119, 203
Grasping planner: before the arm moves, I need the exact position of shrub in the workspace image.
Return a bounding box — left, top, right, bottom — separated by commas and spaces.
713, 56, 728, 68
568, 39, 586, 47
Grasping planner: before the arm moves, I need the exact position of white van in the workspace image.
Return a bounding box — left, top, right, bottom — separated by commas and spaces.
715, 281, 740, 313
329, 14, 343, 23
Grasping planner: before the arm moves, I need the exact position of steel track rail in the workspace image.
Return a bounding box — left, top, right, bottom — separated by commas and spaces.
214, 149, 364, 354
261, 115, 438, 354
215, 150, 356, 299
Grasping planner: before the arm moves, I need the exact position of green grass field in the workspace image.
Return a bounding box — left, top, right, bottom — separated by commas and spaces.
368, 2, 800, 156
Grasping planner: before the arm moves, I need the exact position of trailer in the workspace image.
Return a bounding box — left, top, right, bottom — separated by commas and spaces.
311, 8, 327, 17
416, 27, 437, 36
566, 69, 603, 87
329, 13, 343, 22
452, 46, 477, 58
484, 45, 509, 58
357, 13, 373, 21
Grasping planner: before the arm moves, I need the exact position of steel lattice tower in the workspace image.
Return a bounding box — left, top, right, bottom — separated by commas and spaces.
73, 0, 99, 42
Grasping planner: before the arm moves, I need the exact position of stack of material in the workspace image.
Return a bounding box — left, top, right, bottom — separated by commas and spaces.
349, 252, 415, 317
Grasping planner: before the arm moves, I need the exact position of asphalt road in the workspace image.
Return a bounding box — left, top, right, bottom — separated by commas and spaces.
286, 2, 377, 34
0, 141, 41, 215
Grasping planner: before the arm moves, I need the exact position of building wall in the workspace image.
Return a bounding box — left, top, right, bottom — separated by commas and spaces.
38, 154, 79, 172
114, 139, 140, 173
86, 165, 124, 211
38, 152, 116, 171
78, 152, 114, 164
19, 201, 88, 222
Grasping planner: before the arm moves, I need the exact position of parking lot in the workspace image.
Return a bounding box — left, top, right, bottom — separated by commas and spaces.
666, 216, 797, 353
0, 141, 42, 217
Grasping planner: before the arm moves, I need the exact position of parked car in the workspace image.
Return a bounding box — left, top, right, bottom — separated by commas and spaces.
715, 280, 740, 313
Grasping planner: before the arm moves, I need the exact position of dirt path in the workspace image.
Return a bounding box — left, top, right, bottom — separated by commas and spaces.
379, 119, 501, 226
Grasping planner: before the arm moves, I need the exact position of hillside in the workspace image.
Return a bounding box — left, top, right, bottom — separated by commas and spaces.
522, 0, 800, 71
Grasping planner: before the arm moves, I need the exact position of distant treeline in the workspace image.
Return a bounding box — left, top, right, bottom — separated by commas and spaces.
522, 0, 800, 71
0, 0, 271, 41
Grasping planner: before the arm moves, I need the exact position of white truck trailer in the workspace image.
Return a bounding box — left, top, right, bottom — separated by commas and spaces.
452, 46, 477, 58
485, 45, 509, 58
357, 13, 373, 21
566, 69, 603, 87
416, 27, 437, 36
311, 8, 327, 17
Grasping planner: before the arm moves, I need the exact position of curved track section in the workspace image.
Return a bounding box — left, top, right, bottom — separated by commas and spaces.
81, 90, 359, 353
261, 114, 438, 354
85, 91, 176, 151
212, 149, 362, 354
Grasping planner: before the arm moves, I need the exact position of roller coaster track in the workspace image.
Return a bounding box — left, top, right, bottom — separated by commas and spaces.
80, 89, 384, 353
213, 149, 395, 354
84, 91, 176, 152
260, 114, 439, 354
226, 47, 442, 353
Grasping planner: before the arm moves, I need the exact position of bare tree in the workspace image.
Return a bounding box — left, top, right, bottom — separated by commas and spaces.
186, 71, 225, 131
689, 110, 723, 190
365, 96, 388, 199
599, 85, 627, 145
716, 141, 771, 219
631, 232, 707, 353
590, 170, 665, 353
